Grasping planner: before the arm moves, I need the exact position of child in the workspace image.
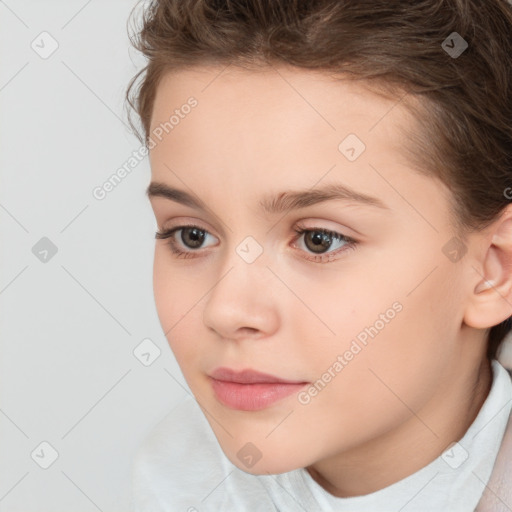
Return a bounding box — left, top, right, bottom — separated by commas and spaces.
126, 0, 512, 510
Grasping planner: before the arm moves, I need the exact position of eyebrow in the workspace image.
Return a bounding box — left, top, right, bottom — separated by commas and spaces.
146, 181, 390, 214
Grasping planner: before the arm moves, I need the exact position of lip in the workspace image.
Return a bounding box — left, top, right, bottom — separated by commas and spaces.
208, 367, 309, 411
209, 367, 306, 384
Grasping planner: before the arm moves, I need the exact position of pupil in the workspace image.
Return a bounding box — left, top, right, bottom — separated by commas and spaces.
182, 227, 205, 248
305, 231, 331, 253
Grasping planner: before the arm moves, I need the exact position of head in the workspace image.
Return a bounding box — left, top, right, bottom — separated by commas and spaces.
126, 0, 512, 475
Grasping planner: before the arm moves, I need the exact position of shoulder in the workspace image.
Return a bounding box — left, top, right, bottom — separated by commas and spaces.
134, 394, 223, 465
129, 396, 275, 511
130, 396, 228, 510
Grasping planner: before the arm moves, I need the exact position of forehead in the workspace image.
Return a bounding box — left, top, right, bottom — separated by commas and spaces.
150, 64, 410, 136
149, 64, 417, 175
147, 64, 452, 229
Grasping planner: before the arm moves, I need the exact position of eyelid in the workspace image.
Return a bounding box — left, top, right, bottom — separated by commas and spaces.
156, 223, 219, 246
156, 219, 354, 244
157, 215, 218, 235
293, 218, 360, 239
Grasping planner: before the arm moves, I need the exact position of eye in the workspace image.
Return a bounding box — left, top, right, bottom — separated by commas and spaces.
292, 226, 357, 262
154, 223, 358, 263
155, 224, 218, 258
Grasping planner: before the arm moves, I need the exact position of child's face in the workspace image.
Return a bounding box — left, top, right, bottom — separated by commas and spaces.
148, 64, 480, 474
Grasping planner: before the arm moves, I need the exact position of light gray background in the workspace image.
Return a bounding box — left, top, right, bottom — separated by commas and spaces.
1, 1, 189, 510
3, 2, 512, 511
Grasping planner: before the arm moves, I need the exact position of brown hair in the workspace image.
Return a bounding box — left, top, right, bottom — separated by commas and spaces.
125, 0, 512, 360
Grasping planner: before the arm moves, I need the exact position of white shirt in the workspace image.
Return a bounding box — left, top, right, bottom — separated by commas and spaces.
130, 359, 512, 511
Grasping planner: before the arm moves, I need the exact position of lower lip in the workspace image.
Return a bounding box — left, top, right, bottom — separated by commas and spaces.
209, 378, 308, 411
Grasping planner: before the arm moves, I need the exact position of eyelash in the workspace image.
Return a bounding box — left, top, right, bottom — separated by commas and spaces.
154, 223, 358, 263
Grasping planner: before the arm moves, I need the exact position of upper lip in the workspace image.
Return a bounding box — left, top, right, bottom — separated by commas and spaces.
209, 367, 307, 384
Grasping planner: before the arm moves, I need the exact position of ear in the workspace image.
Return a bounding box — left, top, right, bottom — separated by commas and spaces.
463, 204, 512, 329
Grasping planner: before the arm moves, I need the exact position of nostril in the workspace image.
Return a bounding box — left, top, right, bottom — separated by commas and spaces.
240, 326, 259, 335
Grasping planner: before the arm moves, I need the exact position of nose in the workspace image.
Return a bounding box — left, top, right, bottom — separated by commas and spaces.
202, 259, 280, 341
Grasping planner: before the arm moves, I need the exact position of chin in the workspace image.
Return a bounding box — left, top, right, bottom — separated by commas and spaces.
225, 448, 303, 476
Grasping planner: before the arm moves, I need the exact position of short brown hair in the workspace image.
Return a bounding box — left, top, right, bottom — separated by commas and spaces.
125, 0, 512, 360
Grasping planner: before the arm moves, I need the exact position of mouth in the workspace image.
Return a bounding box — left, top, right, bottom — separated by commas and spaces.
208, 367, 309, 411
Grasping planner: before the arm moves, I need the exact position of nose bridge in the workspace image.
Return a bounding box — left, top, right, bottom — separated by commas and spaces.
213, 228, 269, 290
207, 240, 268, 309
202, 237, 279, 338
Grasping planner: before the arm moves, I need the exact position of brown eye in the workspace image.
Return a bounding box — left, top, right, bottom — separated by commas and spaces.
180, 227, 206, 248
292, 226, 358, 262
155, 223, 218, 257
303, 230, 337, 254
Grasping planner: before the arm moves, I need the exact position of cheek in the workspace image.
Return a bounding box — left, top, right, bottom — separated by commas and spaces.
298, 249, 458, 408
153, 248, 201, 307
152, 250, 204, 350
283, 258, 402, 363
290, 298, 449, 457
153, 251, 177, 325
339, 274, 459, 417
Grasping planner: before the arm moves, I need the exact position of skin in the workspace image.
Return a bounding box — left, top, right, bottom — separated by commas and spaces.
146, 63, 512, 497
